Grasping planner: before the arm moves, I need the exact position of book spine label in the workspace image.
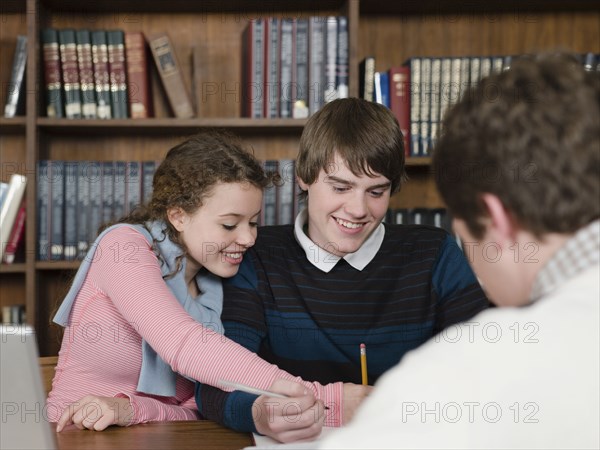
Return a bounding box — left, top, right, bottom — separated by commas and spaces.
389, 66, 411, 157
293, 18, 309, 118
63, 161, 78, 260
91, 31, 112, 119
324, 16, 338, 103
2, 199, 26, 264
279, 19, 293, 118
41, 29, 64, 118
4, 35, 27, 118
77, 161, 91, 259
125, 32, 153, 118
59, 29, 83, 119
107, 30, 129, 119
126, 162, 141, 214
141, 160, 155, 205
308, 17, 325, 115
113, 161, 126, 220
335, 16, 349, 100
76, 30, 97, 118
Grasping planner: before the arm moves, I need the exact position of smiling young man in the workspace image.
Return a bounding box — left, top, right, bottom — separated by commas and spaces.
195, 98, 489, 439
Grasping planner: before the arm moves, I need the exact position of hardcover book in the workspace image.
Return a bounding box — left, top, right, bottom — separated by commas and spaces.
41, 29, 64, 118
58, 29, 83, 119
91, 30, 112, 119
0, 174, 27, 262
107, 30, 128, 119
4, 35, 27, 118
75, 30, 97, 118
125, 31, 153, 118
148, 32, 194, 119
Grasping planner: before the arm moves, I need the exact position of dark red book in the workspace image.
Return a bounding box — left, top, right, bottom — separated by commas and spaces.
389, 66, 411, 157
2, 199, 26, 264
41, 28, 64, 118
125, 31, 153, 118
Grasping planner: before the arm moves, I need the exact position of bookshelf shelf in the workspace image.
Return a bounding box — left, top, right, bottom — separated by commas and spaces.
36, 118, 309, 134
0, 117, 26, 133
0, 0, 597, 355
35, 261, 79, 271
0, 263, 26, 274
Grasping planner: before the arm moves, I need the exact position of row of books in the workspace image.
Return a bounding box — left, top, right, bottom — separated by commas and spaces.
0, 174, 28, 264
40, 28, 194, 120
34, 159, 303, 261
36, 160, 157, 261
1, 305, 26, 325
385, 207, 452, 235
242, 16, 348, 119
361, 52, 600, 158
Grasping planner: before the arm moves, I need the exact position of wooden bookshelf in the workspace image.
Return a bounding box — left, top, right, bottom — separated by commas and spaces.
0, 0, 598, 355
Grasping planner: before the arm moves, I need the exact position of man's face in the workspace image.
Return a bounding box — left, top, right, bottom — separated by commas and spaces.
298, 153, 391, 257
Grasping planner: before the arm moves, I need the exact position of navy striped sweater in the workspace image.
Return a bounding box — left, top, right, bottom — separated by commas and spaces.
196, 224, 489, 432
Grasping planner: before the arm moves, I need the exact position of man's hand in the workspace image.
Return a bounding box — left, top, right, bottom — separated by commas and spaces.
342, 383, 373, 424
253, 379, 326, 443
56, 395, 134, 432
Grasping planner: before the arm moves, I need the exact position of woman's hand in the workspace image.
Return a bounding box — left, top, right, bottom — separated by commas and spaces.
56, 395, 134, 432
253, 379, 326, 443
342, 383, 373, 424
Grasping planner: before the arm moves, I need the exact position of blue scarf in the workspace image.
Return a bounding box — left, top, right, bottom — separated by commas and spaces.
53, 221, 224, 397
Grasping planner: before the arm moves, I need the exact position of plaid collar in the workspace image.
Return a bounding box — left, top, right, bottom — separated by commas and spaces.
530, 220, 600, 302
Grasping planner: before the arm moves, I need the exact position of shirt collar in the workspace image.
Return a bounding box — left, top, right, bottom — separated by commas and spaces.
293, 208, 385, 273
530, 219, 600, 302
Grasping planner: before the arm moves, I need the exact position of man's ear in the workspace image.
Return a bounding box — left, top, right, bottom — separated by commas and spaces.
480, 193, 517, 245
167, 207, 187, 232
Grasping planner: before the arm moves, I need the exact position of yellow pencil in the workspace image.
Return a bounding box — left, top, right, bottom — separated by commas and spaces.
360, 343, 368, 385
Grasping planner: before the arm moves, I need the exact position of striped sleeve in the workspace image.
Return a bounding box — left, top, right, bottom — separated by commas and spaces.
90, 227, 344, 425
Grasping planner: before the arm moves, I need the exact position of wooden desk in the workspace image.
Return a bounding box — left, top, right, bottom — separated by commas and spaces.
55, 420, 254, 450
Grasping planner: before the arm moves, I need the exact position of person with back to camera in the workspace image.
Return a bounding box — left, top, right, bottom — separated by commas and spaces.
319, 53, 600, 449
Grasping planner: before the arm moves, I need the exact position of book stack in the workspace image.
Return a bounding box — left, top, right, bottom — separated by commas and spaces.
1, 305, 25, 325
241, 16, 348, 119
0, 174, 27, 264
360, 52, 600, 158
40, 28, 194, 119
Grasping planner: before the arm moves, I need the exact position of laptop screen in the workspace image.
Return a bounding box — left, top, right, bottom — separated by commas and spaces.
1, 325, 57, 450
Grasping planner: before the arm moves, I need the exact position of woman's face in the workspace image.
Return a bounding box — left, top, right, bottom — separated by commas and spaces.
168, 182, 262, 278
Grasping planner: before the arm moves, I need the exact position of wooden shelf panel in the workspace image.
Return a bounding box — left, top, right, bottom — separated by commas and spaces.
37, 118, 308, 135
360, 1, 600, 15
40, 0, 348, 14
36, 261, 79, 271
0, 117, 26, 133
0, 263, 26, 273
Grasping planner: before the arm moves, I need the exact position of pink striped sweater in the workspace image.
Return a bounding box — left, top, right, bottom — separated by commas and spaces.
46, 227, 342, 426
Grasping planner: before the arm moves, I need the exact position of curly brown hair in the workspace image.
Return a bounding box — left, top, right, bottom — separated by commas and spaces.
433, 52, 600, 239
101, 130, 271, 267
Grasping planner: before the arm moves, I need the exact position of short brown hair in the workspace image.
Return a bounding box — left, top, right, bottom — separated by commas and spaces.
433, 52, 600, 238
296, 98, 407, 196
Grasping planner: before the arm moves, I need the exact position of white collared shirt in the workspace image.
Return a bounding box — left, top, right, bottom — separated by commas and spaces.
293, 208, 385, 273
